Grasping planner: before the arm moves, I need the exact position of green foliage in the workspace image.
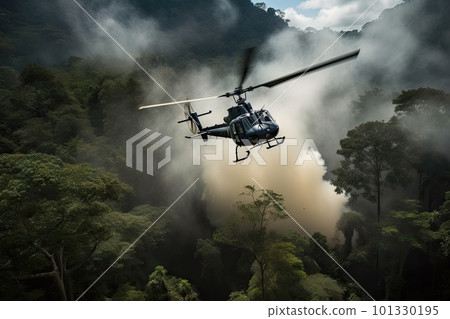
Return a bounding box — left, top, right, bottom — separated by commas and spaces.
247, 241, 307, 300
195, 238, 223, 283
1, 0, 449, 302
337, 211, 365, 257
331, 88, 450, 300
0, 66, 19, 89
145, 265, 169, 301
440, 192, 450, 256
90, 204, 174, 299
99, 76, 142, 139
0, 0, 289, 69
0, 153, 131, 300
393, 88, 450, 116
346, 247, 369, 265
215, 186, 311, 300
302, 274, 345, 301
111, 283, 146, 301
330, 88, 450, 300
228, 290, 250, 301
213, 185, 287, 251
145, 265, 199, 301
378, 197, 450, 299
284, 231, 320, 274
0, 60, 148, 172
383, 199, 448, 252
237, 185, 287, 226
380, 198, 437, 280
331, 120, 411, 221
392, 88, 450, 210
19, 64, 73, 115
0, 64, 99, 161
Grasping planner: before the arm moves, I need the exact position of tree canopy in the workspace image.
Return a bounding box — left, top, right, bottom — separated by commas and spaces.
0, 153, 130, 300
331, 120, 411, 222
1, 0, 450, 301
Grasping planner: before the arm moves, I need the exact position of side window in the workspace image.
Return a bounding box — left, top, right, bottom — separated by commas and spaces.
236, 121, 244, 134
241, 118, 251, 130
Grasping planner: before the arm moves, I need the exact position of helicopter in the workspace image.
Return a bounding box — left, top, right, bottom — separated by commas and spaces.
140, 48, 360, 162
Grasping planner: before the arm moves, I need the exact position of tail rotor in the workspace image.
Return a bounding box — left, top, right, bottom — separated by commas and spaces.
177, 102, 211, 141
184, 102, 199, 134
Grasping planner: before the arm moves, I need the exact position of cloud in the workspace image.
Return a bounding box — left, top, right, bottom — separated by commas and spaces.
195, 0, 438, 238
60, 1, 173, 59
61, 0, 240, 59
285, 0, 404, 31
139, 0, 425, 238
182, 32, 359, 238
298, 0, 346, 10
64, 0, 444, 242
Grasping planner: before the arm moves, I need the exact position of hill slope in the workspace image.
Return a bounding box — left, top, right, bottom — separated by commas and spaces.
0, 0, 289, 68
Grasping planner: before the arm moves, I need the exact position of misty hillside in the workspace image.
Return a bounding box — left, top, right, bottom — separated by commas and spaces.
358, 0, 450, 89
0, 0, 289, 68
1, 0, 450, 88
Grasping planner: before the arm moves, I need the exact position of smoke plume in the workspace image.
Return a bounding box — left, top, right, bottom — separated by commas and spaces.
61, 0, 449, 240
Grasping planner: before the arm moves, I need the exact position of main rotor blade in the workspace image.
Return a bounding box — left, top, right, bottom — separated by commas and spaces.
239, 47, 256, 88
139, 95, 221, 110
251, 49, 360, 90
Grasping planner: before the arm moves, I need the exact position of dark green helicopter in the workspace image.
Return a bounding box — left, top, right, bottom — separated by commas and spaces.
140, 48, 360, 162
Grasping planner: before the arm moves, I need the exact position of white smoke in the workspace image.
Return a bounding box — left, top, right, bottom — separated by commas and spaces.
62, 0, 444, 239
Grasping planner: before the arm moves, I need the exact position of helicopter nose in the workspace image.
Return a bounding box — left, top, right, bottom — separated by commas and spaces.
270, 123, 279, 138
257, 123, 278, 139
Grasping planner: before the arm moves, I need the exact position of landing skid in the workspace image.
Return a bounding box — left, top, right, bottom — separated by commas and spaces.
234, 148, 251, 163
234, 136, 285, 162
265, 136, 285, 149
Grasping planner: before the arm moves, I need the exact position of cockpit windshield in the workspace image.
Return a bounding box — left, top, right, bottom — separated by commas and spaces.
256, 110, 275, 122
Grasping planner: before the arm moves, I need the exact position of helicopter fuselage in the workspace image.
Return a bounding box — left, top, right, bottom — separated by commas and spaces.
142, 48, 360, 162
199, 102, 279, 147
228, 111, 279, 146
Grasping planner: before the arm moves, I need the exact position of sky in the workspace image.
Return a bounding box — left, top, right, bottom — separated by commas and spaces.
254, 0, 404, 31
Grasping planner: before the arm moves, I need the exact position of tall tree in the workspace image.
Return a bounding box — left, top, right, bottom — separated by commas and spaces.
213, 185, 287, 300
331, 120, 411, 299
194, 238, 223, 287
145, 265, 199, 301
331, 120, 410, 222
0, 153, 130, 300
393, 87, 450, 117
246, 241, 307, 300
302, 273, 345, 301
381, 195, 450, 299
337, 211, 365, 258
393, 88, 450, 210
